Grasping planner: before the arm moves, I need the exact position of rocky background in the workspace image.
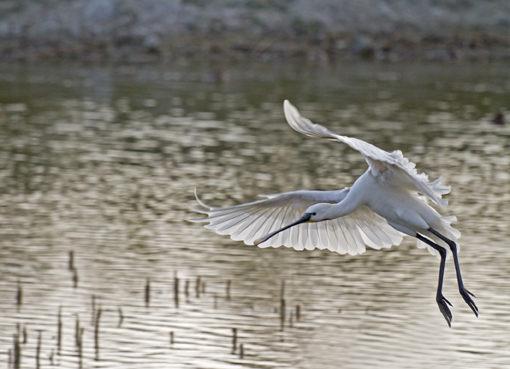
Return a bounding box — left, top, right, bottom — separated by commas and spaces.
1, 0, 510, 62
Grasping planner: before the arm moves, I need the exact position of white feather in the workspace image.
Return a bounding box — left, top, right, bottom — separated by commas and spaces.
283, 100, 450, 207
190, 190, 403, 255
189, 100, 476, 326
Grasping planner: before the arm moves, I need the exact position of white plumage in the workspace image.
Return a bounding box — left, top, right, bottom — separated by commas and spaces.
191, 188, 403, 255
190, 100, 477, 327
283, 100, 452, 207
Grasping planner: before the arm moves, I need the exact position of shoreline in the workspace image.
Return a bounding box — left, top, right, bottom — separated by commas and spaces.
1, 31, 510, 64
1, 1, 509, 64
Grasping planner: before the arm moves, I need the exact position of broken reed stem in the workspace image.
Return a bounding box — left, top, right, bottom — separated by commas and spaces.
22, 326, 27, 344
69, 250, 74, 270
232, 328, 237, 354
296, 305, 301, 321
72, 268, 78, 288
226, 280, 231, 300
280, 280, 286, 330
36, 331, 41, 369
174, 272, 179, 307
75, 315, 80, 346
13, 332, 21, 369
169, 331, 174, 347
57, 306, 62, 355
118, 307, 124, 328
94, 306, 102, 361
91, 295, 96, 324
16, 280, 22, 307
239, 343, 244, 359
145, 278, 150, 307
184, 280, 189, 301
78, 328, 84, 369
195, 276, 201, 298
280, 298, 286, 330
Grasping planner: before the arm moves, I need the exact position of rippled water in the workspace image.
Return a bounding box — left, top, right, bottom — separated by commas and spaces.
0, 61, 509, 369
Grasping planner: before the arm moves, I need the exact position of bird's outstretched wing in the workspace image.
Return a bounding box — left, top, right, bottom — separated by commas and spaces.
189, 189, 403, 255
284, 100, 451, 206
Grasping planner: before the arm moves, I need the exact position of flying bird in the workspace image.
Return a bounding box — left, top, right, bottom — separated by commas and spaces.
190, 100, 477, 326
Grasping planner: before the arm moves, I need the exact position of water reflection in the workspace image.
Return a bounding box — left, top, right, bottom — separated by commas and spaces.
0, 62, 509, 368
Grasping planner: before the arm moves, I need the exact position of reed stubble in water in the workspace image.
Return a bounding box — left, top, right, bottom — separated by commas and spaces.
184, 279, 189, 302
195, 276, 201, 298
174, 272, 179, 307
56, 307, 62, 355
77, 328, 84, 369
280, 280, 286, 330
75, 315, 80, 347
118, 307, 124, 328
13, 332, 21, 369
145, 278, 150, 307
68, 250, 74, 270
94, 307, 102, 361
226, 280, 231, 300
69, 250, 78, 288
35, 331, 41, 369
231, 328, 237, 354
16, 280, 22, 308
280, 298, 286, 330
91, 295, 96, 324
72, 268, 79, 288
22, 326, 27, 344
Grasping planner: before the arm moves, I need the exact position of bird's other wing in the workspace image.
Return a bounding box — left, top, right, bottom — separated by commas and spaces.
189, 189, 403, 256
283, 100, 451, 207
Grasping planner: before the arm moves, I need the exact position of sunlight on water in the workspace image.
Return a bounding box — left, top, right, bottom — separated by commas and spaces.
0, 62, 509, 368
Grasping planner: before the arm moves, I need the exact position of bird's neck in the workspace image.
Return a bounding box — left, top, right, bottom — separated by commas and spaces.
328, 194, 362, 219
326, 171, 370, 219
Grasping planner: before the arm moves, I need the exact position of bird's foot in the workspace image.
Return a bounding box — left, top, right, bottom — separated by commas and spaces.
437, 294, 453, 327
460, 288, 478, 317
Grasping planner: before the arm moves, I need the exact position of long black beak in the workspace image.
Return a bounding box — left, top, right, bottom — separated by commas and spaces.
254, 213, 312, 246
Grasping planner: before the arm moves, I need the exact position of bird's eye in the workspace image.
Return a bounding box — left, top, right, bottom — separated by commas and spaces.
312, 212, 317, 216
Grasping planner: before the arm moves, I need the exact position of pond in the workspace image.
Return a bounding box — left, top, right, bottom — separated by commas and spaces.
0, 61, 509, 368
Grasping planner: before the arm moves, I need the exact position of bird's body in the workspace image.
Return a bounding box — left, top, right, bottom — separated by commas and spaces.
346, 170, 457, 244
191, 100, 477, 326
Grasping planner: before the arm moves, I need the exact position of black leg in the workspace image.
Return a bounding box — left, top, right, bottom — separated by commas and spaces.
428, 228, 478, 317
416, 233, 452, 327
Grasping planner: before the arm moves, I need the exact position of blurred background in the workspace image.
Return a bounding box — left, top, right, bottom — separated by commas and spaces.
1, 0, 510, 62
1, 1, 510, 369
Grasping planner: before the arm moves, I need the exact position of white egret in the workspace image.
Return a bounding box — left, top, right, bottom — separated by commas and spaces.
190, 100, 477, 326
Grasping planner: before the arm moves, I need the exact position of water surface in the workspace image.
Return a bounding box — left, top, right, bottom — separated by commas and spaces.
0, 61, 510, 368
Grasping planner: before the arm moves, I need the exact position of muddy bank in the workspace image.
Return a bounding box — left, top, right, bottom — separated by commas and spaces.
1, 0, 510, 63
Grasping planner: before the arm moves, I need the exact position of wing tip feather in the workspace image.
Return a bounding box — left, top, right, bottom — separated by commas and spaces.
194, 188, 214, 210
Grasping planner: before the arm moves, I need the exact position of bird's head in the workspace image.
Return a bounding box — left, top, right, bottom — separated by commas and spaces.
305, 203, 333, 222
254, 203, 332, 246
